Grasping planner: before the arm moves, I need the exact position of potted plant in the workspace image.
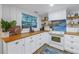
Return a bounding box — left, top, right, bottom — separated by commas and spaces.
1, 19, 10, 32
1, 19, 16, 37
1, 19, 10, 37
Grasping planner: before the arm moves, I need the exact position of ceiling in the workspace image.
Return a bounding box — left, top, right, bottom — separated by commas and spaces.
3, 4, 79, 16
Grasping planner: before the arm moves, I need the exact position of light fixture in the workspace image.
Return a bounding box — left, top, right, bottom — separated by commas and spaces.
49, 4, 54, 6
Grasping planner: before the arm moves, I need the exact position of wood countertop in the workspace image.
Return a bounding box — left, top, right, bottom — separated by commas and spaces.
65, 32, 79, 36
2, 30, 49, 43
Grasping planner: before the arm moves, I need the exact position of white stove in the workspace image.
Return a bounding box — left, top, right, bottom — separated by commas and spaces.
48, 31, 64, 50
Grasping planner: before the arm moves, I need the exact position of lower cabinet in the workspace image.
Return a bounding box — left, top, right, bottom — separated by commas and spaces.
25, 33, 47, 54
64, 35, 79, 53
7, 39, 25, 54
24, 37, 34, 54
3, 32, 50, 54
4, 32, 79, 54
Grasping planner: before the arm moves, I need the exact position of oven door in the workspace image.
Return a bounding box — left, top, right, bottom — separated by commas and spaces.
51, 36, 61, 42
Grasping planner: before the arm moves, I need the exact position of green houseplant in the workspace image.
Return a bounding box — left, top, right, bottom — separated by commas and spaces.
1, 19, 10, 32
1, 19, 16, 37
1, 19, 16, 32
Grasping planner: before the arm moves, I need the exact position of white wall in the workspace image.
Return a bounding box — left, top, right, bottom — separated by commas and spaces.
48, 10, 66, 21
2, 5, 41, 32
0, 4, 2, 54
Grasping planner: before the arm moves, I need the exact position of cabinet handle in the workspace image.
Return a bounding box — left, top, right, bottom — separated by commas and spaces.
15, 42, 19, 44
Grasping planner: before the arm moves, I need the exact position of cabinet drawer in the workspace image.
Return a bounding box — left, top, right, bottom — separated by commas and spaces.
8, 39, 24, 46
7, 39, 25, 54
64, 44, 75, 53
64, 40, 75, 45
65, 35, 75, 39
65, 46, 79, 54
64, 46, 74, 53
64, 42, 79, 53
65, 35, 79, 43
73, 36, 79, 43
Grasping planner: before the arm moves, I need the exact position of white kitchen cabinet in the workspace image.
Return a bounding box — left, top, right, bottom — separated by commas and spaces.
64, 35, 79, 53
7, 39, 25, 54
25, 34, 45, 54
40, 32, 51, 43
25, 34, 40, 54
32, 33, 51, 50
48, 10, 66, 21
31, 35, 43, 52
3, 32, 51, 54
25, 37, 34, 54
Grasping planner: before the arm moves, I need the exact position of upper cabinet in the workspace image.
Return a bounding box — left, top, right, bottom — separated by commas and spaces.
48, 10, 66, 21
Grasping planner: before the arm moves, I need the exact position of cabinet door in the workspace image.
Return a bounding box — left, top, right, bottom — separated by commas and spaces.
32, 34, 44, 49
48, 10, 66, 20
30, 35, 44, 53
25, 34, 44, 54
7, 39, 25, 54
25, 37, 34, 54
25, 36, 39, 54
41, 32, 51, 43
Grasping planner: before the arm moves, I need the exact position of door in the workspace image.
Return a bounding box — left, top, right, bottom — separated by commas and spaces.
7, 39, 25, 54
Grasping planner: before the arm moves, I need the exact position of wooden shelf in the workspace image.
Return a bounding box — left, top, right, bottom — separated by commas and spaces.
67, 16, 79, 19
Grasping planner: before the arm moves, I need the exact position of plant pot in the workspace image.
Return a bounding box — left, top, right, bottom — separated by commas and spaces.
2, 32, 9, 38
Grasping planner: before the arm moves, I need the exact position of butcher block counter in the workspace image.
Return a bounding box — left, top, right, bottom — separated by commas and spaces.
2, 30, 49, 43
65, 32, 79, 36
